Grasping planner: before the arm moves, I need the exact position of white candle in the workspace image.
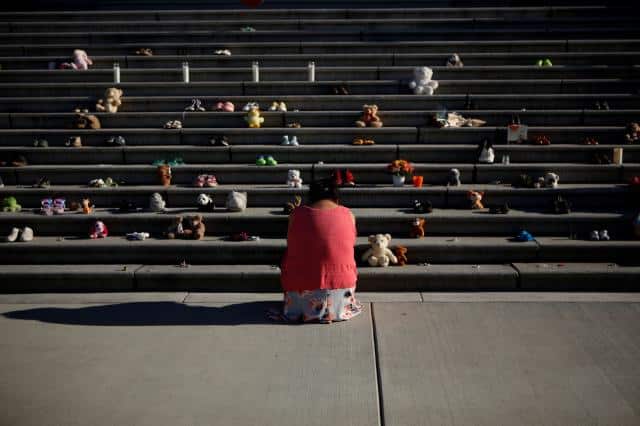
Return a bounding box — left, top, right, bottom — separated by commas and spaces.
613, 147, 623, 165
308, 61, 315, 82
182, 62, 190, 83
113, 62, 120, 83
252, 61, 260, 82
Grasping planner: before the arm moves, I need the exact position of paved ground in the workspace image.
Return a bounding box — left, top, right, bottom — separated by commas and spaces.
1, 293, 640, 426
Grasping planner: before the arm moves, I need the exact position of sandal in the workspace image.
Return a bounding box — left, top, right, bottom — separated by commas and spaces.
106, 136, 126, 146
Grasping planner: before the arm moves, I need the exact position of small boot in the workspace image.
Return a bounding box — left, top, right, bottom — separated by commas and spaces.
5, 227, 19, 242
19, 227, 34, 242
590, 230, 600, 241
599, 230, 610, 241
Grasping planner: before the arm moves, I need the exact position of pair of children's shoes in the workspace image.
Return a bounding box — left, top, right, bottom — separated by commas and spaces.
332, 169, 355, 187
126, 232, 150, 241
214, 101, 235, 112
33, 138, 49, 148
269, 101, 287, 112
281, 135, 299, 146
590, 230, 610, 241
256, 155, 277, 166
185, 99, 206, 112
193, 174, 218, 187
214, 49, 232, 56
352, 138, 375, 145
535, 58, 553, 67
5, 227, 34, 242
40, 198, 65, 215
164, 120, 182, 129
210, 136, 231, 146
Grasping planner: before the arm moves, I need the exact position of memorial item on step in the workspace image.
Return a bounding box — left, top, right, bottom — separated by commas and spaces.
95, 87, 123, 113
444, 112, 485, 128
214, 101, 235, 112
163, 120, 182, 129
387, 159, 414, 186
332, 85, 349, 95
445, 53, 463, 67
467, 190, 485, 209
31, 177, 50, 188
255, 155, 277, 166
287, 122, 302, 128
118, 200, 141, 213
72, 109, 101, 129
448, 168, 461, 186
210, 135, 230, 146
126, 232, 150, 241
184, 98, 206, 112
532, 135, 551, 145
0, 154, 27, 167
413, 199, 432, 214
226, 191, 247, 212
165, 216, 185, 239
394, 246, 408, 266
149, 192, 167, 212
613, 147, 623, 165
157, 164, 172, 186
135, 48, 153, 56
52, 198, 66, 215
489, 203, 510, 214
535, 58, 553, 67
514, 230, 535, 242
281, 135, 300, 146
244, 104, 264, 128
284, 195, 302, 215
477, 138, 495, 163
624, 122, 639, 144
507, 115, 528, 143
65, 136, 82, 147
193, 174, 218, 187
241, 0, 264, 8
197, 193, 215, 212
408, 66, 438, 95
82, 198, 94, 214
331, 169, 356, 187
59, 49, 93, 70
4, 226, 34, 242
40, 198, 53, 216
582, 137, 599, 145
513, 173, 535, 188
355, 104, 383, 128
214, 49, 232, 56
361, 234, 398, 267
412, 175, 424, 187
89, 220, 108, 239
591, 152, 611, 164
2, 196, 21, 212
590, 229, 610, 241
543, 172, 559, 189
242, 101, 260, 112
33, 138, 49, 148
409, 217, 426, 238
352, 137, 374, 145
286, 169, 303, 188
552, 194, 571, 214
182, 215, 206, 240
106, 136, 126, 146
269, 101, 287, 112
594, 100, 610, 110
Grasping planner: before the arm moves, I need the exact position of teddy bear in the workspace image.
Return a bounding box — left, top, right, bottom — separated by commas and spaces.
409, 218, 425, 238
394, 246, 408, 266
468, 190, 484, 209
82, 198, 94, 214
355, 104, 383, 128
197, 193, 215, 212
96, 88, 123, 113
244, 105, 264, 128
149, 192, 166, 212
89, 220, 108, 239
72, 108, 101, 129
361, 234, 398, 267
287, 169, 303, 188
2, 196, 21, 212
182, 215, 206, 240
284, 195, 302, 215
544, 172, 559, 188
165, 216, 184, 239
448, 168, 461, 186
60, 49, 93, 70
624, 122, 639, 144
408, 66, 439, 95
157, 164, 172, 186
445, 53, 463, 68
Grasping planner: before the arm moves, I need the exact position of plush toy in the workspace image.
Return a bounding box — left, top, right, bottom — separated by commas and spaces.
409, 218, 425, 238
72, 109, 101, 129
444, 112, 486, 128
60, 49, 93, 70
182, 215, 206, 240
82, 198, 94, 214
361, 234, 398, 267
284, 195, 302, 215
95, 88, 123, 113
624, 122, 640, 144
394, 246, 408, 266
355, 104, 383, 128
165, 216, 184, 239
468, 190, 484, 209
197, 193, 215, 212
2, 196, 21, 212
448, 168, 461, 186
477, 138, 495, 164
157, 164, 172, 186
544, 172, 560, 188
135, 48, 153, 56
408, 66, 438, 95
287, 169, 303, 188
445, 53, 463, 67
413, 199, 433, 214
149, 192, 166, 212
242, 101, 260, 112
89, 221, 108, 239
244, 105, 264, 128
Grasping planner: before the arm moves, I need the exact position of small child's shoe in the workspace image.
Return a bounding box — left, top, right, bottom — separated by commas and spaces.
256, 156, 266, 166
514, 230, 535, 242
193, 174, 206, 187
265, 156, 278, 166
126, 232, 150, 241
40, 198, 53, 216
205, 175, 218, 187
52, 198, 66, 215
19, 227, 34, 242
590, 230, 600, 241
599, 230, 610, 241
344, 169, 355, 186
289, 136, 299, 146
5, 227, 19, 242
281, 135, 291, 146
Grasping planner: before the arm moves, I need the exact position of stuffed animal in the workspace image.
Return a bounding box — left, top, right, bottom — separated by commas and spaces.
624, 122, 640, 144
82, 198, 94, 214
244, 105, 264, 128
355, 104, 383, 128
408, 66, 439, 95
409, 218, 425, 238
468, 190, 485, 209
96, 88, 123, 113
284, 195, 302, 214
445, 53, 463, 67
149, 192, 166, 212
157, 164, 172, 186
60, 49, 93, 70
197, 193, 215, 212
72, 109, 101, 129
448, 168, 461, 186
182, 215, 206, 240
394, 246, 408, 266
444, 112, 486, 128
2, 196, 21, 212
413, 199, 433, 214
544, 172, 560, 189
477, 138, 495, 164
165, 216, 184, 239
287, 169, 303, 188
361, 234, 398, 267
136, 48, 153, 56
89, 221, 108, 239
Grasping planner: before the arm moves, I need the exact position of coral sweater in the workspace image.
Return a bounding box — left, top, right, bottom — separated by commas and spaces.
280, 205, 358, 292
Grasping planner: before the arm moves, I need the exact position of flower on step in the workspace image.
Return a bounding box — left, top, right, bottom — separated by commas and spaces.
387, 159, 414, 177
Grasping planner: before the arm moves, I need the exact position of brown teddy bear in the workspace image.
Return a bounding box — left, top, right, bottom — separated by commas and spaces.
72, 109, 101, 129
165, 216, 184, 239
182, 215, 206, 240
624, 122, 639, 144
96, 87, 123, 113
394, 246, 408, 266
409, 217, 425, 238
355, 104, 383, 128
157, 164, 172, 186
468, 190, 485, 209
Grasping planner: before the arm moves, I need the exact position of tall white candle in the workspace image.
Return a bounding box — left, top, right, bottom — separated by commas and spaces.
252, 61, 260, 82
308, 61, 315, 82
113, 62, 120, 83
182, 62, 190, 83
613, 147, 623, 165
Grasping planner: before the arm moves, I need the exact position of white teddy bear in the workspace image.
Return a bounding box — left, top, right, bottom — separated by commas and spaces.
409, 66, 439, 95
361, 234, 398, 267
287, 169, 303, 188
544, 172, 559, 188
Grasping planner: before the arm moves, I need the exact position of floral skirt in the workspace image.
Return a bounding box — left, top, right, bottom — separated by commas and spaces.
267, 287, 363, 323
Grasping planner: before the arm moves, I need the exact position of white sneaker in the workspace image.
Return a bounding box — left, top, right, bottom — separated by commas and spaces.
19, 227, 34, 242
290, 136, 299, 146
599, 230, 610, 241
589, 230, 600, 241
5, 227, 19, 242
281, 135, 291, 146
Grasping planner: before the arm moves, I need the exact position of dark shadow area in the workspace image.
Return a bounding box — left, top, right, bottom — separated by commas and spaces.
2, 301, 297, 326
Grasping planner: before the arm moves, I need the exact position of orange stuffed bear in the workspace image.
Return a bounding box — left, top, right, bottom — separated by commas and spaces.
355, 104, 383, 128
409, 217, 425, 238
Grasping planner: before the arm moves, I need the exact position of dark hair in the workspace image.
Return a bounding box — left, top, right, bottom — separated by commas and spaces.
308, 178, 339, 204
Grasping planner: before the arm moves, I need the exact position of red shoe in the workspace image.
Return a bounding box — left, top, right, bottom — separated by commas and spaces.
331, 169, 343, 186
344, 169, 355, 186
630, 176, 640, 186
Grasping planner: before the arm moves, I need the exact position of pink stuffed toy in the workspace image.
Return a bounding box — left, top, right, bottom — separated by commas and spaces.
89, 221, 108, 239
60, 49, 93, 70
